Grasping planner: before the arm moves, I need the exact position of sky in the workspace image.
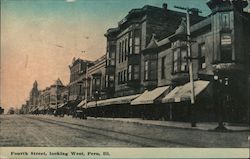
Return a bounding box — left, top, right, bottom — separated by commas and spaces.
0, 0, 228, 110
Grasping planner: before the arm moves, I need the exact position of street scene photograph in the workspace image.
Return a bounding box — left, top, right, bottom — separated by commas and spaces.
1, 0, 250, 151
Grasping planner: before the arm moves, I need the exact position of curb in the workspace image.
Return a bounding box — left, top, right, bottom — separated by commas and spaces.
87, 117, 250, 132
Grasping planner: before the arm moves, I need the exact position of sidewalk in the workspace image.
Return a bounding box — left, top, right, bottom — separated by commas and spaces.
88, 117, 250, 132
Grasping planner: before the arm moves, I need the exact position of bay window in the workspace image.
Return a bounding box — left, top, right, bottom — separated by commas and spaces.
173, 48, 188, 73
220, 32, 232, 62
180, 49, 187, 71
144, 60, 157, 81
129, 32, 133, 55
134, 30, 140, 54
128, 65, 139, 81
145, 61, 149, 80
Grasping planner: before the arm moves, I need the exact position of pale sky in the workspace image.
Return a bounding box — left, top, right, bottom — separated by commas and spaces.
0, 0, 217, 110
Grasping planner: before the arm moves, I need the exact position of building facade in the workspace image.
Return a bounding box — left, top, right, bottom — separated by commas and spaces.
23, 0, 249, 123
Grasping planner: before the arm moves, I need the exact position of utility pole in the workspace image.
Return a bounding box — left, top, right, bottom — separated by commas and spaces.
85, 63, 88, 109
174, 6, 201, 127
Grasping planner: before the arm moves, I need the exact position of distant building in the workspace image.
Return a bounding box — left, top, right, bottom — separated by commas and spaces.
67, 58, 94, 112
87, 55, 106, 100
0, 106, 4, 114
28, 81, 39, 113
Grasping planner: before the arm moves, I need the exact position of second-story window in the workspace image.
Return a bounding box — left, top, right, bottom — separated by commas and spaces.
220, 33, 232, 62
129, 32, 133, 55
134, 65, 140, 80
128, 65, 139, 81
198, 43, 206, 69
161, 56, 166, 79
119, 42, 121, 63
134, 30, 140, 54
173, 49, 179, 73
180, 49, 188, 72
124, 70, 127, 82
221, 13, 230, 29
125, 39, 127, 60
122, 41, 124, 62
173, 48, 188, 74
128, 65, 132, 80
145, 61, 149, 80
144, 60, 157, 81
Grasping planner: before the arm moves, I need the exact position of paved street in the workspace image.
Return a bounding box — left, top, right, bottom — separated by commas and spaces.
0, 115, 249, 147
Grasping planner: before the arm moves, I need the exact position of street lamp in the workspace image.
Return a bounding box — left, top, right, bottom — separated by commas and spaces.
93, 90, 100, 118
213, 74, 227, 131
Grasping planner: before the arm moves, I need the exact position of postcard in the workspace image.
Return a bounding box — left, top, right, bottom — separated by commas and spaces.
0, 0, 249, 158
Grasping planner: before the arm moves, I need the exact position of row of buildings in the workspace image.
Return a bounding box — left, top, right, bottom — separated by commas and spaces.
21, 0, 250, 123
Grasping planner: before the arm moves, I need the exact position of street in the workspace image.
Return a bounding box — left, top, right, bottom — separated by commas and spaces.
0, 115, 249, 147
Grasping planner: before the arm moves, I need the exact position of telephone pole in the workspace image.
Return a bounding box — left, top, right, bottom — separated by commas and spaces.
174, 6, 201, 127
85, 63, 88, 109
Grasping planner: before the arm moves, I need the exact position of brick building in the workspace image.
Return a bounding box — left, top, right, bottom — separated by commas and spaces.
68, 58, 94, 111
132, 0, 250, 122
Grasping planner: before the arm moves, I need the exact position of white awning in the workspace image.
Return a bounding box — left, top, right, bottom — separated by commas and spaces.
98, 94, 140, 107
85, 94, 141, 108
77, 100, 86, 108
162, 80, 210, 103
58, 103, 67, 109
38, 107, 44, 111
131, 86, 170, 105
49, 105, 57, 109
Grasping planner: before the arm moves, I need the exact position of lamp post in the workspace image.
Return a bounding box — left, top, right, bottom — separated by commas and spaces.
93, 90, 100, 118
214, 74, 228, 131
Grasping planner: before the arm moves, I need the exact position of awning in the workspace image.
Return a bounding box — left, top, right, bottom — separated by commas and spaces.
85, 101, 97, 108
68, 100, 81, 109
58, 103, 67, 109
98, 94, 140, 107
49, 105, 57, 109
30, 107, 38, 112
38, 107, 44, 111
131, 86, 170, 105
77, 100, 86, 108
162, 80, 210, 103
85, 94, 141, 108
